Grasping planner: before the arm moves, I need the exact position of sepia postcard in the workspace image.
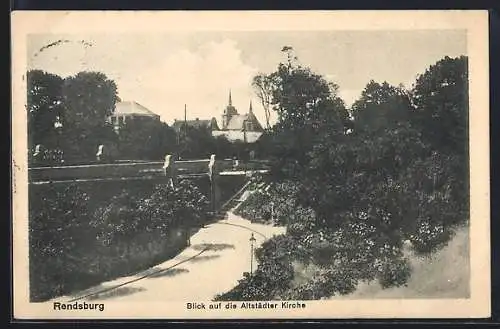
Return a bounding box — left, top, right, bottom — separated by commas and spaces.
11, 10, 490, 320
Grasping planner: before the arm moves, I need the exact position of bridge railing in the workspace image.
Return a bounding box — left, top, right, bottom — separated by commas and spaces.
28, 153, 271, 214
28, 155, 270, 184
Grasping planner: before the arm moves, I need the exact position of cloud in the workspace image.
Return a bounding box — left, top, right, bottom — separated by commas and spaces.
28, 36, 266, 126
120, 39, 260, 125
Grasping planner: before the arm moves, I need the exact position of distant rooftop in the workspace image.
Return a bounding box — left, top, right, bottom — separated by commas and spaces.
113, 101, 160, 118
212, 130, 263, 143
172, 117, 220, 131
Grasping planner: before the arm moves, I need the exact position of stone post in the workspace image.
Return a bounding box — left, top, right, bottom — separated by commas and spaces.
96, 145, 104, 162
32, 144, 42, 164
163, 154, 177, 188
208, 154, 220, 213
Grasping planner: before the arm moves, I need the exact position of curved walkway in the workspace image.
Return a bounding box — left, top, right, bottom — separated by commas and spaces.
45, 212, 285, 303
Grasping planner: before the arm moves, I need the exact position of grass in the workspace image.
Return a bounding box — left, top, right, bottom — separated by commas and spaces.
330, 225, 470, 299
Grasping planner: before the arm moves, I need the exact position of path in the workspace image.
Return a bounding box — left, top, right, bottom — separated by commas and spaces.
47, 212, 285, 303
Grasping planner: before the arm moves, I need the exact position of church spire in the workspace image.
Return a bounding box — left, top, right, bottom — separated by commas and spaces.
228, 89, 232, 106
249, 100, 253, 114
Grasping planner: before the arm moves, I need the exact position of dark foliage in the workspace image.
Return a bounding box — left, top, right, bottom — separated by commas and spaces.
117, 118, 177, 160
218, 53, 469, 300
29, 179, 210, 302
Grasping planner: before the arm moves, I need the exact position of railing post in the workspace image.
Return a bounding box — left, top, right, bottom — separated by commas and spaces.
96, 145, 104, 162
208, 154, 220, 213
163, 154, 177, 188
32, 144, 42, 164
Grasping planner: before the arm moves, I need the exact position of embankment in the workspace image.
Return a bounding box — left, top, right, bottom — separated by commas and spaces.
331, 225, 470, 299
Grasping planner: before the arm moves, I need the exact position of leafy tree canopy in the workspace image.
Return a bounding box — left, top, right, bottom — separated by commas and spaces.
27, 70, 65, 149
117, 118, 176, 160
351, 80, 413, 134
62, 71, 118, 129
411, 55, 469, 156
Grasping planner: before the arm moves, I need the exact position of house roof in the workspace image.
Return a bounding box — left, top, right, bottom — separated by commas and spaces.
113, 101, 159, 117
172, 118, 219, 131
212, 130, 263, 143
225, 112, 264, 132
226, 114, 248, 130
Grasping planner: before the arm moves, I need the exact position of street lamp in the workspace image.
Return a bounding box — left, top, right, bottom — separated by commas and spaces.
249, 233, 256, 276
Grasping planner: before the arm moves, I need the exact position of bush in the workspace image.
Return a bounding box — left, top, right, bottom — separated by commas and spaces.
235, 180, 319, 235
377, 256, 412, 289
214, 234, 297, 301
225, 171, 438, 300
284, 267, 358, 300
29, 179, 211, 302
29, 184, 96, 301
234, 188, 273, 223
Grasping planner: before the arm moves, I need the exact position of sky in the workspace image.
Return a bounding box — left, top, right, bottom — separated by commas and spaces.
27, 30, 466, 126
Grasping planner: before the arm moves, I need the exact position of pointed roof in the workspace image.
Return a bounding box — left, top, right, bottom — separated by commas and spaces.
224, 89, 238, 116
114, 101, 159, 118
225, 112, 264, 132
212, 130, 263, 143
225, 114, 249, 130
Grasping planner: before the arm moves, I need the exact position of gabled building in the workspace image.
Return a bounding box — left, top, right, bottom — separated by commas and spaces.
107, 101, 160, 132
221, 91, 264, 132
172, 117, 220, 134
213, 90, 264, 143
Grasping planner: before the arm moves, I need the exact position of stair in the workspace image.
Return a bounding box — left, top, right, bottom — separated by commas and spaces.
212, 180, 253, 218
205, 179, 268, 223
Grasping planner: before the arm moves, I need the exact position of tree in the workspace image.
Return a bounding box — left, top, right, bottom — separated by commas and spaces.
253, 48, 350, 178
281, 45, 299, 69
117, 118, 177, 160
409, 55, 470, 238
27, 70, 65, 156
178, 125, 216, 159
351, 80, 412, 133
252, 74, 273, 130
270, 64, 341, 131
62, 72, 118, 129
61, 72, 119, 163
216, 54, 470, 302
411, 55, 468, 157
213, 136, 236, 159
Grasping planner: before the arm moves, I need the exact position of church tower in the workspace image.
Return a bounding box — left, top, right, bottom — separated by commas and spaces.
222, 89, 238, 129
245, 100, 254, 131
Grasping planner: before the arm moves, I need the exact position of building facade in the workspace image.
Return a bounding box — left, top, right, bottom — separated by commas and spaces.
107, 101, 161, 132
221, 90, 264, 132
172, 117, 220, 134
213, 91, 264, 143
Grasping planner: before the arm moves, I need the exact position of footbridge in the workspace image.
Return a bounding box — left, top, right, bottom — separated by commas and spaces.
28, 155, 271, 213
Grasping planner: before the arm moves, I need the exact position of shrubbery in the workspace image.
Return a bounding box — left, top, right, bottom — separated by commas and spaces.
29, 179, 210, 302
215, 234, 297, 301
216, 54, 469, 301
